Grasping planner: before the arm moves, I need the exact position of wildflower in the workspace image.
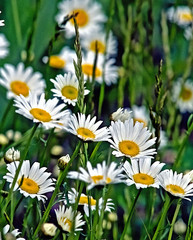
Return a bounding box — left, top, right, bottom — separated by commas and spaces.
58, 154, 70, 170
132, 105, 149, 127
67, 113, 110, 142
42, 47, 76, 70
81, 31, 117, 57
67, 161, 124, 190
172, 79, 193, 113
0, 34, 9, 59
55, 205, 85, 233
41, 223, 57, 237
0, 63, 45, 99
1, 224, 25, 240
109, 119, 157, 159
56, 0, 106, 38
158, 169, 193, 201
0, 11, 5, 26
3, 160, 55, 202
167, 6, 193, 27
4, 147, 20, 163
110, 108, 132, 122
184, 26, 193, 40
64, 188, 114, 216
51, 73, 89, 106
123, 158, 165, 189
14, 92, 67, 130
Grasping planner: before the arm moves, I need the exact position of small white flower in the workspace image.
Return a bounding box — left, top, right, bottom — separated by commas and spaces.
123, 158, 165, 189
111, 108, 132, 122
1, 224, 25, 240
0, 63, 45, 99
41, 223, 57, 237
67, 161, 124, 190
109, 119, 157, 159
55, 205, 85, 233
67, 113, 110, 142
51, 72, 89, 106
3, 160, 55, 202
184, 26, 193, 40
56, 0, 106, 38
14, 92, 68, 130
4, 147, 20, 163
131, 105, 149, 127
0, 34, 9, 59
158, 169, 193, 201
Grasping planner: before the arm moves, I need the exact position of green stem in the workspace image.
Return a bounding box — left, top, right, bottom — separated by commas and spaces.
89, 142, 102, 162
32, 141, 81, 238
152, 193, 172, 240
185, 203, 193, 240
11, 0, 22, 46
0, 99, 13, 133
168, 199, 182, 240
120, 189, 142, 240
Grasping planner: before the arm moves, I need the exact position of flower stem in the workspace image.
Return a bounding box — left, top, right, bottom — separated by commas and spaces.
185, 202, 193, 240
11, 0, 22, 46
168, 199, 181, 240
0, 99, 13, 133
120, 189, 142, 240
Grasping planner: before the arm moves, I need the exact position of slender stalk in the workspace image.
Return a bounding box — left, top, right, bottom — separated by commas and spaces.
152, 193, 172, 240
32, 141, 81, 238
11, 0, 22, 46
0, 99, 13, 133
120, 189, 142, 240
168, 199, 182, 240
185, 203, 193, 240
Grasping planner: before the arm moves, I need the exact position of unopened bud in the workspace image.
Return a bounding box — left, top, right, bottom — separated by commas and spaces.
108, 212, 118, 222
4, 233, 16, 240
0, 134, 9, 145
58, 154, 70, 170
4, 148, 20, 163
174, 218, 187, 235
51, 145, 63, 156
41, 223, 57, 237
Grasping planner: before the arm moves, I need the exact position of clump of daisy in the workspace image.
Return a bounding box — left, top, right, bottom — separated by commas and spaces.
0, 34, 9, 59
167, 6, 193, 28
67, 113, 110, 142
55, 205, 85, 233
1, 224, 25, 240
110, 108, 132, 122
109, 119, 157, 159
0, 11, 5, 26
158, 169, 193, 201
14, 92, 68, 130
67, 161, 124, 190
42, 47, 76, 70
0, 63, 45, 99
63, 188, 114, 216
51, 72, 90, 106
123, 157, 165, 189
172, 79, 193, 113
3, 160, 55, 202
56, 0, 106, 38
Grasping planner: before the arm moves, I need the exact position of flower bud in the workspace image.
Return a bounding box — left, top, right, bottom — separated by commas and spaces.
4, 147, 20, 163
58, 154, 70, 170
41, 223, 57, 237
174, 218, 187, 235
0, 134, 9, 145
108, 212, 118, 222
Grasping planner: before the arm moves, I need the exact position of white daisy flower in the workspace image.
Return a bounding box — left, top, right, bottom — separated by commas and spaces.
63, 188, 114, 217
123, 158, 165, 189
110, 108, 132, 122
14, 92, 67, 130
3, 160, 55, 202
67, 161, 124, 190
167, 6, 193, 27
0, 34, 9, 59
1, 224, 25, 240
56, 0, 106, 38
0, 11, 5, 26
51, 72, 90, 106
67, 113, 110, 142
109, 119, 157, 159
173, 79, 193, 113
0, 63, 45, 99
132, 105, 149, 127
55, 205, 85, 233
158, 169, 193, 201
184, 26, 193, 40
42, 47, 76, 70
81, 31, 117, 57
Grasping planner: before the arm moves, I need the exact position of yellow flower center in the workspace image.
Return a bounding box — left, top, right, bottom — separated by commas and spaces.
179, 12, 193, 22
166, 184, 185, 195
79, 196, 96, 206
61, 85, 78, 100
10, 80, 29, 97
30, 108, 52, 122
70, 9, 89, 27
61, 217, 72, 232
133, 173, 154, 185
82, 64, 102, 78
134, 118, 147, 127
106, 177, 112, 184
77, 127, 95, 140
18, 177, 39, 194
91, 175, 104, 184
49, 55, 66, 69
90, 40, 106, 54
180, 87, 192, 101
119, 140, 140, 157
